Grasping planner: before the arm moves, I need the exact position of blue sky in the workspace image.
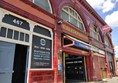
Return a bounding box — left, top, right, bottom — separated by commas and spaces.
86, 0, 118, 57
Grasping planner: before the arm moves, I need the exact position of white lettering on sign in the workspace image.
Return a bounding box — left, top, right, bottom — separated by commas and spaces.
13, 19, 23, 26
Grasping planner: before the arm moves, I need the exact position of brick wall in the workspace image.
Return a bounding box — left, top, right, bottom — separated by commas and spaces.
29, 70, 54, 83
93, 55, 106, 80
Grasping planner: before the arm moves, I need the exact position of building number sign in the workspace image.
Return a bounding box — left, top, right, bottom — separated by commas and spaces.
13, 19, 23, 26
2, 14, 30, 30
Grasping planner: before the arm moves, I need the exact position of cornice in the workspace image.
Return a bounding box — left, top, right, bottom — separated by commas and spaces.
78, 0, 106, 25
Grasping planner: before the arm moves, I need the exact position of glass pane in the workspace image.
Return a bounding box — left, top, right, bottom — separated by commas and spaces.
14, 31, 19, 40
70, 16, 77, 26
92, 32, 94, 38
61, 11, 69, 21
25, 34, 29, 42
92, 32, 95, 38
98, 35, 101, 41
34, 26, 51, 37
94, 26, 97, 32
33, 0, 52, 13
64, 7, 68, 11
0, 27, 7, 37
94, 34, 98, 40
78, 16, 81, 20
74, 12, 77, 18
7, 29, 13, 38
78, 22, 84, 31
20, 32, 24, 41
70, 9, 74, 16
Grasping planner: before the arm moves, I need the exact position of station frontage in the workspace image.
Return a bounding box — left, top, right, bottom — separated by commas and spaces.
0, 0, 115, 83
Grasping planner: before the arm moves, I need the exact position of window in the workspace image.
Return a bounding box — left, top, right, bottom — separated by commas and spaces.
32, 0, 52, 13
20, 32, 24, 41
0, 27, 6, 37
104, 36, 111, 47
90, 25, 102, 42
34, 25, 51, 37
0, 27, 29, 42
31, 25, 53, 69
61, 6, 85, 31
14, 31, 19, 40
7, 29, 13, 38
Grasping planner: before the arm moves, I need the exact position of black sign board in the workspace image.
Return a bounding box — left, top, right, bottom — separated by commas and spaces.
2, 14, 30, 30
31, 35, 52, 68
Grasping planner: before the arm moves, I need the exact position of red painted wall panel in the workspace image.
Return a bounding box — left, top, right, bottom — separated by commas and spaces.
28, 70, 54, 83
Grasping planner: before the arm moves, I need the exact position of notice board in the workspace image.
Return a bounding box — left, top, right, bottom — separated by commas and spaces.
31, 35, 52, 68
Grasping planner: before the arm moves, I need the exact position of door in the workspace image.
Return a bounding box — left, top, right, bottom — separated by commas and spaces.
0, 42, 28, 83
0, 41, 15, 83
65, 55, 85, 83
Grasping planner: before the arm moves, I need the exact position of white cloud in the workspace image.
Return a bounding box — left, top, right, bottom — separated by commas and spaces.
105, 11, 118, 28
102, 0, 115, 13
114, 46, 118, 52
86, 0, 118, 13
86, 0, 104, 9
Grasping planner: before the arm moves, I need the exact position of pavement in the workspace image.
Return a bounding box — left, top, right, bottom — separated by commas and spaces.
66, 76, 118, 83
86, 76, 118, 83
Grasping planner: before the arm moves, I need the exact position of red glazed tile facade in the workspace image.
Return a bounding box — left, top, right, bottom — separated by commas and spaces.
0, 0, 115, 83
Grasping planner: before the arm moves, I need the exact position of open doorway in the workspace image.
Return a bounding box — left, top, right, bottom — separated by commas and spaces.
12, 44, 28, 83
64, 55, 86, 83
0, 42, 28, 83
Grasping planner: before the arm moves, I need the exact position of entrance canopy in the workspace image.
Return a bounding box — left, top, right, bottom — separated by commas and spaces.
63, 35, 91, 50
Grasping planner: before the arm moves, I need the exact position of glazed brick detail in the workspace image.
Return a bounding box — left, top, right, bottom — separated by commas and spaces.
29, 70, 54, 83
57, 75, 63, 83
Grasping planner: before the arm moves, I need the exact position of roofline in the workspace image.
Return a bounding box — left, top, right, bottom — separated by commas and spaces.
78, 0, 107, 25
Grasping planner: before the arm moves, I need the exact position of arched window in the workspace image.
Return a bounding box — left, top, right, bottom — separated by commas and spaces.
32, 0, 52, 13
61, 6, 85, 31
90, 25, 102, 42
33, 25, 51, 37
104, 36, 111, 47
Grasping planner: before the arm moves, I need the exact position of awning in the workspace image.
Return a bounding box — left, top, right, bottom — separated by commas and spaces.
74, 41, 90, 50
63, 35, 91, 50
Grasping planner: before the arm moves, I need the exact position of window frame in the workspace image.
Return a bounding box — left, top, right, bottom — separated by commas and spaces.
0, 26, 30, 43
90, 25, 102, 42
31, 24, 53, 70
104, 36, 111, 47
32, 0, 52, 13
61, 6, 86, 31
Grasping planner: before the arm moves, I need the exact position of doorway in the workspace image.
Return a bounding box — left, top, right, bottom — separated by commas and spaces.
64, 54, 85, 83
0, 41, 28, 83
12, 44, 28, 83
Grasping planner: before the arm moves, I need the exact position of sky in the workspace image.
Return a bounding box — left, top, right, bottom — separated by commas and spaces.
86, 0, 118, 57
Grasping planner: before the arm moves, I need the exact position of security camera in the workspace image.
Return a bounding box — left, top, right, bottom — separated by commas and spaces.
57, 20, 63, 24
